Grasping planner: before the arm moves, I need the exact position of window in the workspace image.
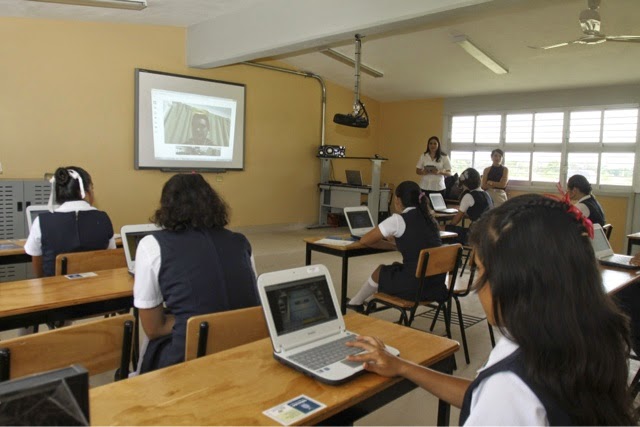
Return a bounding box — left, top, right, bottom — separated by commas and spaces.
449, 107, 638, 189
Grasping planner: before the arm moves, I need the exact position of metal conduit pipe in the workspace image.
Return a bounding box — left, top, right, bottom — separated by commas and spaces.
241, 61, 326, 146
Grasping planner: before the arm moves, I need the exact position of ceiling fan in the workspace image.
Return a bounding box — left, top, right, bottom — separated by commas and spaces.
530, 0, 640, 50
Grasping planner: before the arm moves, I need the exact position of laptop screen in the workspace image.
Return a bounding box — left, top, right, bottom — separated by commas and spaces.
592, 225, 612, 255
124, 231, 155, 263
429, 193, 447, 210
345, 210, 373, 229
265, 275, 338, 336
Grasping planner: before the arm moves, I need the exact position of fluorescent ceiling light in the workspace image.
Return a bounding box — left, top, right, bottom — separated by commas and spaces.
27, 0, 146, 10
321, 48, 384, 78
453, 35, 508, 75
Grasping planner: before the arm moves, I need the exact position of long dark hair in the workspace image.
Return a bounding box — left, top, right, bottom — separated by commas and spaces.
395, 181, 439, 232
469, 194, 636, 425
54, 166, 92, 204
152, 173, 229, 231
423, 136, 446, 162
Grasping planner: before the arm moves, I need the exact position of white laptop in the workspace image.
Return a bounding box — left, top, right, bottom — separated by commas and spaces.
345, 170, 364, 186
258, 264, 399, 384
429, 193, 458, 214
343, 206, 375, 239
121, 224, 162, 274
25, 205, 52, 231
591, 224, 637, 270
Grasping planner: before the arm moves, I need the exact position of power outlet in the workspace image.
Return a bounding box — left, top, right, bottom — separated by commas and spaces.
0, 162, 3, 174
216, 175, 223, 182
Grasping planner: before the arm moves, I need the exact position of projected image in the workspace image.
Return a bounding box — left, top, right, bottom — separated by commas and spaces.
150, 89, 237, 161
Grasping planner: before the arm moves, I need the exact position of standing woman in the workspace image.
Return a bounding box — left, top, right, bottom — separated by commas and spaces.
481, 149, 509, 207
347, 181, 446, 311
24, 166, 115, 278
134, 173, 259, 373
415, 136, 452, 197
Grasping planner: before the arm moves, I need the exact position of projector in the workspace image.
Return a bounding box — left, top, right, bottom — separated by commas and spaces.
318, 145, 346, 158
333, 113, 369, 128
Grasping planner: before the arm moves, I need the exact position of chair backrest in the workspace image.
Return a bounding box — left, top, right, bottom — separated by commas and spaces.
55, 248, 127, 276
0, 314, 134, 381
603, 223, 613, 240
185, 306, 269, 361
415, 243, 463, 301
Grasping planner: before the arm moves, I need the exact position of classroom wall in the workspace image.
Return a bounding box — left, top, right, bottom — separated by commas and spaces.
377, 98, 445, 187
0, 17, 380, 230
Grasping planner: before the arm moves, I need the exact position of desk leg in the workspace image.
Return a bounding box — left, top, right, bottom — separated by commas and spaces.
431, 355, 456, 426
341, 255, 349, 315
305, 244, 312, 266
628, 240, 633, 256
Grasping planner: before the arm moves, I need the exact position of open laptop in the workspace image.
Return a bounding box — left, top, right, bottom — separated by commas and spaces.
343, 206, 375, 239
591, 224, 638, 270
25, 205, 51, 232
429, 193, 458, 214
258, 264, 399, 384
345, 170, 364, 186
121, 224, 162, 274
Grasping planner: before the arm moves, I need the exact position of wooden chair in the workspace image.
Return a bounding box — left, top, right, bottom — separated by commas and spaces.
184, 306, 269, 361
55, 248, 127, 276
364, 244, 463, 332
603, 223, 613, 241
0, 314, 134, 382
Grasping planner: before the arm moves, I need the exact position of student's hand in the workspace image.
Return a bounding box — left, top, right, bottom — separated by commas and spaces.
346, 336, 404, 377
631, 253, 640, 266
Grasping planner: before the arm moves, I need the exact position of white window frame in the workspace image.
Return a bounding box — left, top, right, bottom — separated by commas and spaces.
447, 104, 639, 193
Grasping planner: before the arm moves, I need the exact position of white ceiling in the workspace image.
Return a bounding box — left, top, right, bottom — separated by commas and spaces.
2, 0, 640, 102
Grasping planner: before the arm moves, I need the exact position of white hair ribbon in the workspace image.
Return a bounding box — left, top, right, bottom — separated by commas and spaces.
47, 175, 56, 212
67, 169, 86, 200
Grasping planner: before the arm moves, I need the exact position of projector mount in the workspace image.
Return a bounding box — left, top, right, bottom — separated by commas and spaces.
333, 34, 369, 128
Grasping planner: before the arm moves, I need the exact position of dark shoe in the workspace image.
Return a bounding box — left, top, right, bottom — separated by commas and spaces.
346, 303, 365, 313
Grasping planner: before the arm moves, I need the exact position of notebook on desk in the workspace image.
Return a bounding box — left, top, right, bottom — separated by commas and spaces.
591, 224, 637, 270
345, 170, 364, 186
258, 264, 399, 384
121, 224, 162, 275
429, 193, 458, 214
343, 206, 375, 239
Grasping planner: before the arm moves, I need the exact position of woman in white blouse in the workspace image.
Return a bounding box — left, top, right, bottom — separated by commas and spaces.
415, 136, 451, 196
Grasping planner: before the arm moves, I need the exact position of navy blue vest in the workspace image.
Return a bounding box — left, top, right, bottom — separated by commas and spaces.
144, 228, 259, 371
580, 195, 605, 226
486, 166, 506, 189
396, 209, 442, 266
460, 349, 572, 425
39, 210, 113, 277
467, 190, 492, 222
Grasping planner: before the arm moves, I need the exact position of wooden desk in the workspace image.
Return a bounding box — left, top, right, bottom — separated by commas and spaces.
305, 231, 458, 314
0, 267, 133, 331
627, 232, 640, 255
90, 313, 459, 426
0, 239, 29, 266
0, 238, 123, 267
602, 264, 640, 295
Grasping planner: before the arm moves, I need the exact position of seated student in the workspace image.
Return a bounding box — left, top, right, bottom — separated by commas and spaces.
346, 194, 637, 425
134, 173, 259, 373
567, 174, 605, 226
24, 166, 115, 277
346, 181, 446, 312
445, 168, 492, 245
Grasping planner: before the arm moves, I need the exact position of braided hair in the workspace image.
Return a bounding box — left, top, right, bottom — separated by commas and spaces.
469, 194, 635, 425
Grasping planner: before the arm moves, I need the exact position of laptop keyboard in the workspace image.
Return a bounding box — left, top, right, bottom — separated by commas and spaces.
289, 335, 363, 371
605, 254, 631, 265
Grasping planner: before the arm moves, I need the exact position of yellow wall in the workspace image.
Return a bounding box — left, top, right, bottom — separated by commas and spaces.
378, 98, 445, 187
0, 17, 379, 230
